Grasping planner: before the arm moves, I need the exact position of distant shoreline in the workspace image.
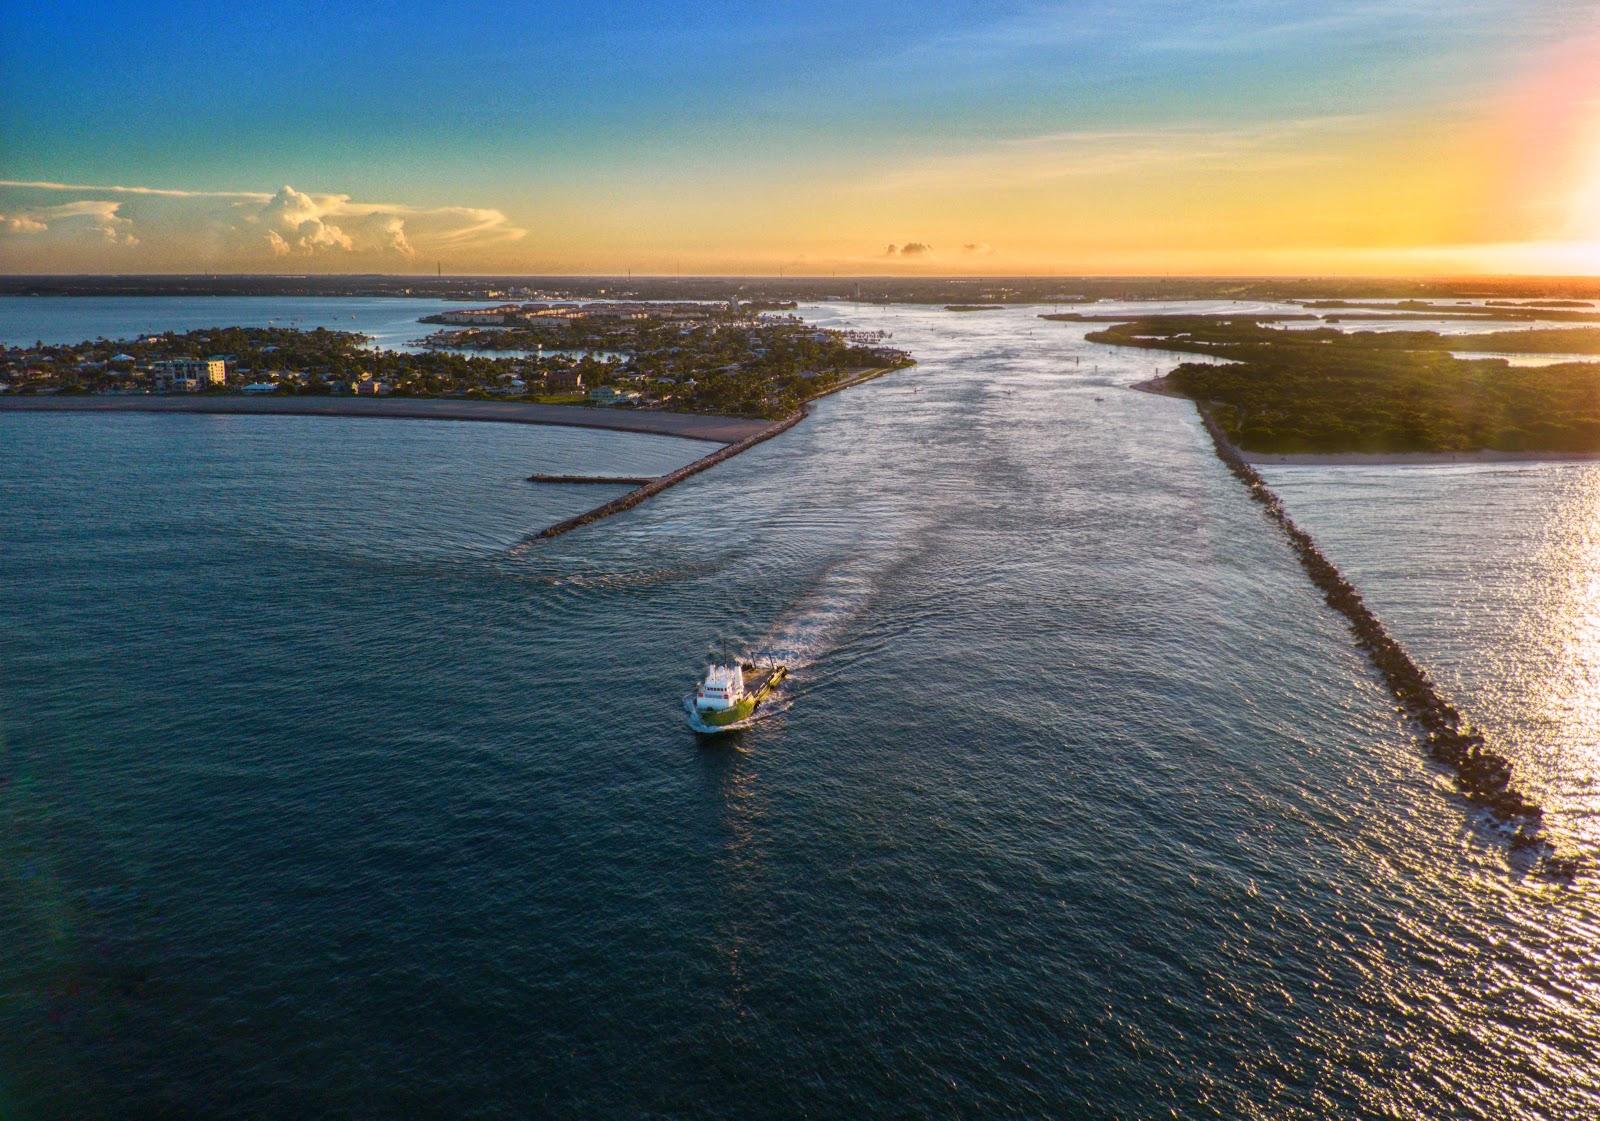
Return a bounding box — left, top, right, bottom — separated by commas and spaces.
0, 394, 769, 444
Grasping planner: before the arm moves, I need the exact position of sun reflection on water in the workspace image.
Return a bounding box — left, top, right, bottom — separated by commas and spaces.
1528, 469, 1600, 849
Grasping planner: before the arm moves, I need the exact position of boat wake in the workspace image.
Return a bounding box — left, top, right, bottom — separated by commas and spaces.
752, 558, 880, 672
683, 551, 907, 734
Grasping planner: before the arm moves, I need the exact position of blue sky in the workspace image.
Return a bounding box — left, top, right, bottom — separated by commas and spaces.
4, 1, 1599, 272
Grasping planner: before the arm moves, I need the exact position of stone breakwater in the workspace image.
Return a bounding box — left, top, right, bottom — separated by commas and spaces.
530, 365, 903, 540
534, 410, 807, 539
1195, 406, 1581, 882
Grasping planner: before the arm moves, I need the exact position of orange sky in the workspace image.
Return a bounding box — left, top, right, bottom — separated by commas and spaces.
6, 3, 1600, 275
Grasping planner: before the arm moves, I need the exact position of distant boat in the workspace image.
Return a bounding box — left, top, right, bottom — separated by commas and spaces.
687, 661, 787, 733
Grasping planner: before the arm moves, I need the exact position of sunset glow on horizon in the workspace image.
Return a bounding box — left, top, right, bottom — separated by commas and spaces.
6, 1, 1600, 276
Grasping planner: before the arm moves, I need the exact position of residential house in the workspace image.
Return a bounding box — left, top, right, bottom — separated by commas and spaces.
588, 385, 641, 406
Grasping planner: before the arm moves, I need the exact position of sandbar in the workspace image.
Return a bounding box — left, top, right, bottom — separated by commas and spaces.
0, 394, 770, 444
1245, 449, 1600, 466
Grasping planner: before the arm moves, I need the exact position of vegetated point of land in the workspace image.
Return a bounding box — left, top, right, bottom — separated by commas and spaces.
1083, 315, 1600, 455
2, 301, 913, 423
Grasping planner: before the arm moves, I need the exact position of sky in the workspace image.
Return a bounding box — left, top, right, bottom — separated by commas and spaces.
4, 0, 1600, 275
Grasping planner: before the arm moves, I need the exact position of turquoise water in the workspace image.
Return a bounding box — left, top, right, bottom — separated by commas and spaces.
3, 301, 1599, 1118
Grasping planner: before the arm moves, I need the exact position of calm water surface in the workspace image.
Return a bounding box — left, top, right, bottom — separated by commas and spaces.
1450, 351, 1600, 367
0, 294, 461, 350
3, 300, 1598, 1119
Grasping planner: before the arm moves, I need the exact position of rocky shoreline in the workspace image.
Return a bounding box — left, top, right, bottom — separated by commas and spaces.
1195, 404, 1581, 882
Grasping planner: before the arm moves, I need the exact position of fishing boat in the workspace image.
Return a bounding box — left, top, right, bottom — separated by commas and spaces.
688, 661, 788, 732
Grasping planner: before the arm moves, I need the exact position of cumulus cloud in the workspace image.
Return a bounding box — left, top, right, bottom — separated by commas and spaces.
215, 185, 527, 261
961, 242, 993, 255
253, 186, 357, 254
1, 214, 47, 234
0, 179, 526, 270
898, 241, 932, 257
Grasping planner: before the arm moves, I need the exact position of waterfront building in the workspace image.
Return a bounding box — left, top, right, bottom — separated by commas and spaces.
150, 357, 226, 391
431, 304, 521, 325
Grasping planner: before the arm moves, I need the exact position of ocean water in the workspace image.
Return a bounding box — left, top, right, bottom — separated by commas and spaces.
3, 301, 1598, 1119
0, 294, 463, 350
1263, 461, 1600, 854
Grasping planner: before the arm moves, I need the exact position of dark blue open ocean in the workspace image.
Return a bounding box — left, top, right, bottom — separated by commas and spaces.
3, 300, 1598, 1118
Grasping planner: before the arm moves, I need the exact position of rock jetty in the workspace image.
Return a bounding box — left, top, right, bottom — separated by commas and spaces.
533, 410, 807, 539
1195, 405, 1581, 882
529, 364, 903, 540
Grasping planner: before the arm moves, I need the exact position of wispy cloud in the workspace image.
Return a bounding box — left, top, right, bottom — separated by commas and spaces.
1138, 0, 1491, 54
0, 179, 267, 199
897, 0, 1595, 68
865, 114, 1365, 193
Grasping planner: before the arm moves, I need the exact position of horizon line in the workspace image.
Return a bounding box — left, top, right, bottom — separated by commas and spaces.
6, 271, 1600, 283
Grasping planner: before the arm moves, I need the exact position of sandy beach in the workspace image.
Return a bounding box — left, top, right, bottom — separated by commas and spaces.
1130, 376, 1186, 398
1244, 449, 1600, 466
0, 394, 770, 444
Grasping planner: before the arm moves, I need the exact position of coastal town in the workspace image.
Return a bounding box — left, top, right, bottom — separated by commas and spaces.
0, 300, 912, 419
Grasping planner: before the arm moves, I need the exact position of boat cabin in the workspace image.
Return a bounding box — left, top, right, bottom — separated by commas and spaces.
696, 664, 745, 711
